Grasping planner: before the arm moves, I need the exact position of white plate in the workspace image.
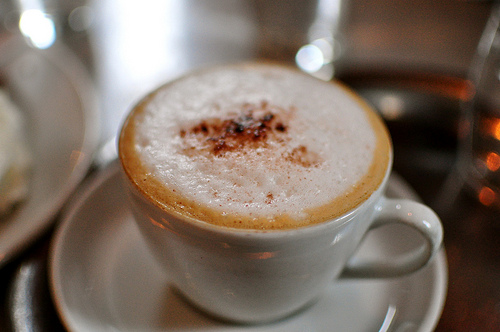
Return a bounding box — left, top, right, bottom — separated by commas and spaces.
49, 163, 447, 332
0, 35, 99, 266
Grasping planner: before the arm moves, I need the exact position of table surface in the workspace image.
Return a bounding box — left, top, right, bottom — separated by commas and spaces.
0, 1, 499, 331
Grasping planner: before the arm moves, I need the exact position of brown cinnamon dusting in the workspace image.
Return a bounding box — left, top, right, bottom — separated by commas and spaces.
285, 145, 321, 168
265, 192, 274, 204
180, 101, 290, 156
179, 100, 322, 167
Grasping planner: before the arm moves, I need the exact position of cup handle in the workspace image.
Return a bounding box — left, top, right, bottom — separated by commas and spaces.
341, 196, 443, 278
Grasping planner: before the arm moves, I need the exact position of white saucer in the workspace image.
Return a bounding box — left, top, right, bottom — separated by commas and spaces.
0, 36, 99, 267
49, 163, 447, 332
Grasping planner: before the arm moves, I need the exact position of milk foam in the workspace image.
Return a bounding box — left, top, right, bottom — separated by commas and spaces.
121, 63, 390, 229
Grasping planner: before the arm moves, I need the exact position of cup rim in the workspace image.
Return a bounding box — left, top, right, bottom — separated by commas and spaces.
121, 151, 393, 241
118, 62, 393, 238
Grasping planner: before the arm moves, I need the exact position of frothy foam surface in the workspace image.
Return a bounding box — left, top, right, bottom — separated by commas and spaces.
120, 63, 391, 229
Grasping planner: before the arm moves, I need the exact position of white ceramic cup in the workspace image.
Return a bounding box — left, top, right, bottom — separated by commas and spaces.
120, 151, 443, 324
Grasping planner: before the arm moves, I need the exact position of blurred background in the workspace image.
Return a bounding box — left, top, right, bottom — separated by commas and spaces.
0, 0, 492, 140
0, 0, 499, 331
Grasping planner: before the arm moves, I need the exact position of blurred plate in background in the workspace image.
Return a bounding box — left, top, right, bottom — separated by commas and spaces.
0, 35, 99, 267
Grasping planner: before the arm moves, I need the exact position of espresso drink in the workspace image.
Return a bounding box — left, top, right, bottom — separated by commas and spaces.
119, 63, 391, 230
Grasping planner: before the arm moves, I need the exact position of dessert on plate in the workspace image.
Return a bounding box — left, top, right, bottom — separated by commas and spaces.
0, 89, 31, 216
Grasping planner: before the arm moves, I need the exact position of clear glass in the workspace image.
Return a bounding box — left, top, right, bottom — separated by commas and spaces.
457, 4, 500, 209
